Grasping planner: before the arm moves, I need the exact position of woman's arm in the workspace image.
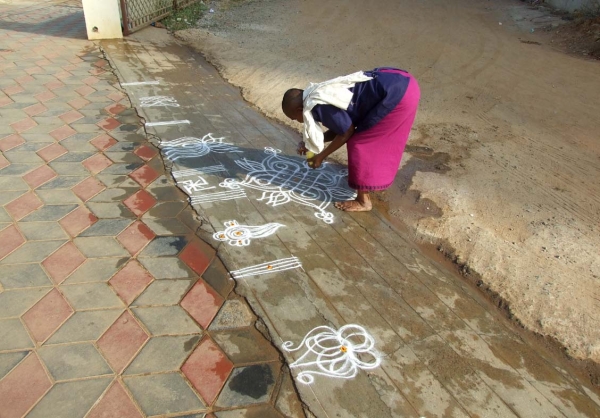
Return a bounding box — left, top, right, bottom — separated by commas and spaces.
309, 125, 355, 169
324, 130, 337, 143
296, 129, 342, 156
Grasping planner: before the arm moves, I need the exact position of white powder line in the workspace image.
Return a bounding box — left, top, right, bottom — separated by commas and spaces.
231, 257, 302, 279
140, 96, 180, 108
173, 165, 228, 178
190, 190, 246, 204
122, 81, 160, 86
145, 120, 190, 127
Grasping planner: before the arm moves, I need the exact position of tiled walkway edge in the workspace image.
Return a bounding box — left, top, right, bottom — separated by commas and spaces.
102, 48, 309, 418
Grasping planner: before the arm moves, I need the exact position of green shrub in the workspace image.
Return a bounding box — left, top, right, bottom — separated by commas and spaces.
162, 2, 207, 31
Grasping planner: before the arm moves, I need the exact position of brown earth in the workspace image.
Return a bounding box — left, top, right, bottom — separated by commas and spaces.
173, 0, 600, 364
551, 14, 600, 59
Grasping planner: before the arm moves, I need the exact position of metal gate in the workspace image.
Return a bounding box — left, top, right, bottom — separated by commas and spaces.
120, 0, 200, 35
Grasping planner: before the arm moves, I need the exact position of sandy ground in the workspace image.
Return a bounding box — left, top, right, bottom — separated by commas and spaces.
175, 0, 600, 363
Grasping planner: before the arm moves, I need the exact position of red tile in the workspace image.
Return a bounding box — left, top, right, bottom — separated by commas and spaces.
68, 97, 89, 109
34, 90, 56, 102
49, 124, 77, 141
179, 240, 215, 276
9, 117, 37, 133
107, 92, 124, 102
59, 110, 83, 124
71, 176, 105, 201
0, 96, 14, 107
0, 154, 9, 169
89, 68, 106, 76
15, 75, 35, 84
104, 103, 127, 115
5, 192, 43, 221
55, 71, 73, 80
58, 205, 97, 237
129, 165, 160, 188
83, 76, 100, 85
180, 279, 224, 329
35, 59, 51, 67
97, 117, 121, 131
109, 260, 153, 305
116, 221, 155, 256
42, 242, 86, 285
97, 311, 148, 373
0, 224, 25, 260
133, 144, 158, 161
122, 190, 156, 217
82, 153, 113, 174
22, 165, 57, 189
24, 103, 48, 117
22, 288, 73, 343
63, 64, 78, 71
44, 80, 64, 91
3, 85, 24, 96
0, 133, 25, 151
90, 133, 117, 151
86, 380, 143, 418
0, 61, 15, 69
76, 85, 95, 96
181, 337, 233, 405
25, 66, 43, 75
94, 59, 108, 68
37, 142, 68, 162
0, 353, 52, 418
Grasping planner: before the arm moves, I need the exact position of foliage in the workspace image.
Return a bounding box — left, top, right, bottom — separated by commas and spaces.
162, 2, 207, 31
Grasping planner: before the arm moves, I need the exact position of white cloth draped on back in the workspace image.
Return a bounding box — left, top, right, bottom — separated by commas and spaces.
302, 71, 373, 153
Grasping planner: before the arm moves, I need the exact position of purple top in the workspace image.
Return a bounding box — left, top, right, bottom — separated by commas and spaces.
311, 68, 411, 135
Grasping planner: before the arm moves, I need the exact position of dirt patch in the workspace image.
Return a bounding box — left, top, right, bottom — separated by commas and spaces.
551, 15, 600, 59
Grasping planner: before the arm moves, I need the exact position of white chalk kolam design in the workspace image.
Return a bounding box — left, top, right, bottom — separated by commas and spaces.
172, 165, 247, 204
140, 96, 180, 107
230, 257, 302, 279
213, 220, 285, 247
282, 324, 382, 385
178, 175, 215, 195
161, 134, 241, 161
220, 147, 355, 224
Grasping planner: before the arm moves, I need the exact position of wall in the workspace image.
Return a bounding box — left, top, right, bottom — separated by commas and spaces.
82, 0, 123, 40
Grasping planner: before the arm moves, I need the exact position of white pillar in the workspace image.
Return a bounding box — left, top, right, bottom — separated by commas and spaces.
82, 0, 123, 40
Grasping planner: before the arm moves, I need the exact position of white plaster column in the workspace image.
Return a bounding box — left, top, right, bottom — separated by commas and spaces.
81, 0, 123, 40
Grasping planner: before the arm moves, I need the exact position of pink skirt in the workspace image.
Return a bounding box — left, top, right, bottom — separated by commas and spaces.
347, 74, 420, 191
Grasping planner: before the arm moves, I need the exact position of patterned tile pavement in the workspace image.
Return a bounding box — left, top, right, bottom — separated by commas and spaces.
0, 2, 304, 417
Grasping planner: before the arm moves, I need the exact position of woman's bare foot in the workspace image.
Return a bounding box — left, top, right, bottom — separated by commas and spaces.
334, 199, 372, 212
335, 190, 371, 211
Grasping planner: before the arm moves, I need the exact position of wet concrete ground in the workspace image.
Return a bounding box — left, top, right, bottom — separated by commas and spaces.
100, 25, 600, 418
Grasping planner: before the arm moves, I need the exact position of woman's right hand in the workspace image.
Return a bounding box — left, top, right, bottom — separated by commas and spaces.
297, 141, 308, 155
